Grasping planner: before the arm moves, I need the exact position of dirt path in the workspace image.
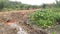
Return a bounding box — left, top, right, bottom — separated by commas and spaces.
0, 9, 37, 14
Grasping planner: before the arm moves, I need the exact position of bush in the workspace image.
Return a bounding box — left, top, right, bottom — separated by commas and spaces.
29, 9, 60, 28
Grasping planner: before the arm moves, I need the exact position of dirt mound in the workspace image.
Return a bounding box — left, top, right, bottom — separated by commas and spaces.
0, 10, 48, 34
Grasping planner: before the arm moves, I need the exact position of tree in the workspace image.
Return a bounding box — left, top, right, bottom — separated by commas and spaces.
0, 0, 4, 10
42, 4, 46, 8
55, 0, 60, 8
0, 0, 8, 10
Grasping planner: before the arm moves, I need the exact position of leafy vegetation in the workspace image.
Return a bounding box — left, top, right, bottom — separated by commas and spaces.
0, 0, 40, 11
0, 0, 60, 11
52, 32, 55, 34
29, 9, 60, 28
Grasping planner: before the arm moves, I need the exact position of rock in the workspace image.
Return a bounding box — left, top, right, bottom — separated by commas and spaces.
0, 22, 18, 34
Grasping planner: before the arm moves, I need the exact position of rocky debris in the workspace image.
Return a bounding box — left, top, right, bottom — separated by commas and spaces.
0, 12, 48, 34
0, 22, 17, 34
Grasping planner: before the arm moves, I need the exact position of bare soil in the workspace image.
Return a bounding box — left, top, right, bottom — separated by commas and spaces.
0, 9, 48, 34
